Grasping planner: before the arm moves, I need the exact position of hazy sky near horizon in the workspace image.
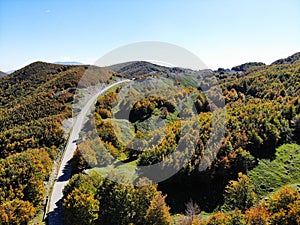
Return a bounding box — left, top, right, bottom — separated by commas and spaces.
1, 0, 299, 71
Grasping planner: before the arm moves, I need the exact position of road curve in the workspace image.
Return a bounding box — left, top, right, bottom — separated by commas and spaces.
48, 79, 130, 225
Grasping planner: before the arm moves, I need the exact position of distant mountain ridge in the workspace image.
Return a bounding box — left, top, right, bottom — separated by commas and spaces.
0, 71, 7, 78
6, 70, 15, 74
271, 52, 300, 65
231, 62, 266, 72
108, 61, 172, 78
3, 52, 299, 77
53, 61, 84, 65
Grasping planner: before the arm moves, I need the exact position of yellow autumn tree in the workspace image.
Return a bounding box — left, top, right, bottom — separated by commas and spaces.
0, 199, 36, 225
264, 185, 300, 225
245, 206, 270, 225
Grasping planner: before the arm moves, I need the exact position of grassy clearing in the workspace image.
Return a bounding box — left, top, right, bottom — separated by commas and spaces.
110, 118, 135, 145
86, 160, 138, 182
249, 143, 300, 198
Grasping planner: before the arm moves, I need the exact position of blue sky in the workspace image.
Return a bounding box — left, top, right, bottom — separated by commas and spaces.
1, 0, 299, 71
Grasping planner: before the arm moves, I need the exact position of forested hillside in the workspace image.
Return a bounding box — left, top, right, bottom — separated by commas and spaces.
0, 62, 118, 224
0, 52, 300, 224
64, 53, 300, 224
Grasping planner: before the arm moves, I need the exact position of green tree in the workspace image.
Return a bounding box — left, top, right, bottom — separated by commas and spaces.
96, 177, 136, 225
70, 148, 92, 174
223, 173, 257, 212
134, 178, 159, 224
144, 193, 173, 225
63, 187, 99, 225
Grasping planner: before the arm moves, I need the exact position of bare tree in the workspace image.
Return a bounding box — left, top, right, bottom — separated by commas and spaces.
185, 199, 200, 220
176, 199, 201, 224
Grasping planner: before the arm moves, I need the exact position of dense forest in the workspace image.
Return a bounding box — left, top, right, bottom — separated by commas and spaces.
0, 62, 118, 224
0, 53, 300, 224
67, 53, 300, 224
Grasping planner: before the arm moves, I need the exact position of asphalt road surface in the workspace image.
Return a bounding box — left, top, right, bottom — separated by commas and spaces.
48, 79, 130, 225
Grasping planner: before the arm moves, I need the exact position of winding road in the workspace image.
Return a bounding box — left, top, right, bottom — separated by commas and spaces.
48, 79, 130, 225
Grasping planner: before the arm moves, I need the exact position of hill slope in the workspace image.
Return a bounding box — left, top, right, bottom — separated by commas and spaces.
1, 53, 300, 223
0, 61, 121, 223
271, 52, 300, 65
0, 71, 6, 78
